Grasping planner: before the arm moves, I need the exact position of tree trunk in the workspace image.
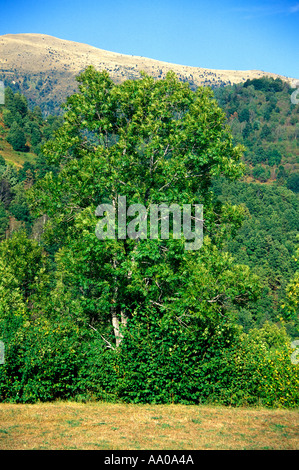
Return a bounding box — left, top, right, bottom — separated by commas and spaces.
111, 306, 128, 348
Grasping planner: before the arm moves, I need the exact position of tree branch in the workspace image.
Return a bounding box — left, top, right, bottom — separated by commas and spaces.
89, 324, 116, 350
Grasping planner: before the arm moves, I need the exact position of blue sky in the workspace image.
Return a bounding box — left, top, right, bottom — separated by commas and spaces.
0, 0, 298, 78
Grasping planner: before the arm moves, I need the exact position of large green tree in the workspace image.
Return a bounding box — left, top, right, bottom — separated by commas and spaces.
28, 66, 259, 347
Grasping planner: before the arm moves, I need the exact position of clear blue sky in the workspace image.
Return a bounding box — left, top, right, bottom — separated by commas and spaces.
0, 0, 298, 78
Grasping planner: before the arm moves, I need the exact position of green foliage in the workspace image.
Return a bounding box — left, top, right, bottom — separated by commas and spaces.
2, 86, 63, 154
239, 108, 250, 122
0, 258, 27, 321
27, 67, 250, 341
0, 155, 6, 167
213, 179, 298, 332
0, 230, 49, 302
267, 147, 282, 167
214, 77, 298, 185
0, 177, 13, 209
110, 305, 239, 404
287, 172, 299, 193
8, 182, 33, 227
203, 322, 299, 407
282, 244, 299, 320
7, 122, 28, 152
243, 77, 285, 93
0, 89, 63, 237
0, 202, 9, 240
252, 165, 271, 182
0, 73, 298, 407
2, 304, 296, 407
0, 316, 90, 403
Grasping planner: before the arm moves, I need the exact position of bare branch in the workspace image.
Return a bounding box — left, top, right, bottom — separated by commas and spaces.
89, 324, 116, 350
207, 293, 228, 304
158, 172, 178, 192
149, 300, 164, 308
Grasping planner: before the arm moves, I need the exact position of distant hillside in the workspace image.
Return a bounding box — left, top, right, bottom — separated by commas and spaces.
214, 77, 299, 188
0, 33, 298, 114
0, 89, 62, 240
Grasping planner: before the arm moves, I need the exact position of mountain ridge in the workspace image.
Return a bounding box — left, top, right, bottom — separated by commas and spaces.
1, 33, 298, 114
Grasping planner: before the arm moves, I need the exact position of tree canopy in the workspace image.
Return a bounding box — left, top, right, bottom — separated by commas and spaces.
28, 66, 257, 347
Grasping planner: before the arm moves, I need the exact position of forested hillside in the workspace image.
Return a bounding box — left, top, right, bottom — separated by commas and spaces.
0, 72, 298, 406
214, 77, 299, 187
213, 77, 299, 336
0, 88, 62, 239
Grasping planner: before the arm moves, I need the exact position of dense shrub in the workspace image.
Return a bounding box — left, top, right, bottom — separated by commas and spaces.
287, 173, 299, 193
1, 314, 298, 407
202, 322, 299, 407
112, 317, 298, 407
0, 316, 86, 402
0, 305, 119, 403
0, 202, 9, 239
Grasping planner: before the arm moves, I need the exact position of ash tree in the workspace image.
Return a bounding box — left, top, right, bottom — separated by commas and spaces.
28, 66, 259, 348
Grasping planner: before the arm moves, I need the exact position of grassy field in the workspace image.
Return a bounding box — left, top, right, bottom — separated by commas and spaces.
0, 402, 298, 450
0, 136, 36, 168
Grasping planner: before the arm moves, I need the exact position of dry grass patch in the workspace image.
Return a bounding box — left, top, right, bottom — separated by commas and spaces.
0, 402, 298, 450
0, 120, 37, 168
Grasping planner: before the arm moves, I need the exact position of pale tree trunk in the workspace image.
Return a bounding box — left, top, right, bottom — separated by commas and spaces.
111, 305, 128, 348
111, 305, 122, 347
110, 197, 130, 347
111, 253, 128, 348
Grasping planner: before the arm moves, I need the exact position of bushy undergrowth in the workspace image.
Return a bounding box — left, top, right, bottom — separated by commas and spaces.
200, 323, 299, 407
0, 312, 298, 407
